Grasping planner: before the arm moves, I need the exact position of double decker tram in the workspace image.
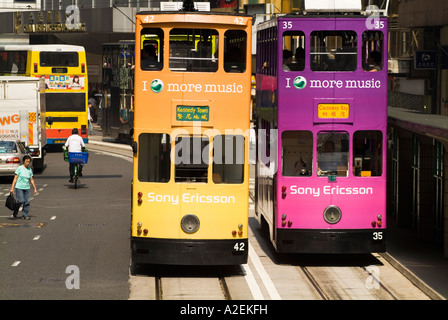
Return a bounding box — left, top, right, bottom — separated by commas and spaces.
131, 5, 252, 265
255, 8, 388, 253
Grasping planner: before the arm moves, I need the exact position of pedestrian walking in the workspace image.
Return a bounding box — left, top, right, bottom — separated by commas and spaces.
88, 101, 94, 135
10, 155, 38, 220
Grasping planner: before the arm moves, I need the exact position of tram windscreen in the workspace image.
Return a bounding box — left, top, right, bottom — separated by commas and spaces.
317, 132, 349, 176
175, 136, 209, 183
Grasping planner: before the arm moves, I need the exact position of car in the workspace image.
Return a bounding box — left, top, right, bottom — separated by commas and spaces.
0, 140, 29, 177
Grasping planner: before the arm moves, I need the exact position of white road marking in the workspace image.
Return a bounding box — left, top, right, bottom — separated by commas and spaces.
50, 216, 56, 220
11, 261, 20, 267
33, 235, 41, 241
241, 263, 264, 300
249, 244, 281, 300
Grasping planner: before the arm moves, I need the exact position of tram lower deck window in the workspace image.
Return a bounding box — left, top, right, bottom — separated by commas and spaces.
212, 135, 245, 184
138, 133, 171, 182
281, 131, 312, 176
353, 131, 382, 176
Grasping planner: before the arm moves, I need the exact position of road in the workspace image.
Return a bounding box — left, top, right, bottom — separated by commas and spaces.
0, 144, 131, 299
0, 139, 436, 302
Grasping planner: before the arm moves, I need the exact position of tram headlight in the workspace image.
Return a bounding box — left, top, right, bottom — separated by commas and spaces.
323, 205, 342, 224
181, 214, 200, 234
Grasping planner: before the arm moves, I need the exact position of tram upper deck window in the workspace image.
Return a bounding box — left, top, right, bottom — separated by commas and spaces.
40, 52, 79, 67
224, 30, 247, 73
169, 28, 219, 73
213, 135, 245, 184
282, 31, 305, 72
138, 133, 171, 183
140, 28, 163, 71
175, 136, 209, 183
281, 131, 312, 176
362, 31, 383, 72
353, 131, 382, 176
317, 131, 349, 177
310, 31, 357, 72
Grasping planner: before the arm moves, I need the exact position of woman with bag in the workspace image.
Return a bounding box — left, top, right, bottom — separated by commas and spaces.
10, 155, 38, 220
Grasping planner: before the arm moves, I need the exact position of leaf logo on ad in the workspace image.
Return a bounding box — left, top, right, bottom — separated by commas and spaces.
293, 76, 307, 90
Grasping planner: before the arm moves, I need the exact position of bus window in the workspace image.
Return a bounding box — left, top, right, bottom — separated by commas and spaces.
213, 135, 245, 184
175, 136, 209, 183
281, 131, 312, 176
317, 132, 349, 177
353, 131, 382, 177
169, 28, 218, 72
138, 133, 171, 183
140, 28, 163, 71
362, 31, 383, 72
46, 92, 86, 112
282, 31, 305, 71
40, 52, 79, 67
0, 50, 27, 74
224, 30, 247, 73
310, 31, 357, 71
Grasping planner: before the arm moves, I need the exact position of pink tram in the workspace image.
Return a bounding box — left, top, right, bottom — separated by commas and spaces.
255, 12, 388, 253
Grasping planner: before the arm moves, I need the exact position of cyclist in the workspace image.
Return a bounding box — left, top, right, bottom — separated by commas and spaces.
64, 128, 86, 183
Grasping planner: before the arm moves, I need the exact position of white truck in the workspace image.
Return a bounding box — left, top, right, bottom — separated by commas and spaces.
0, 76, 46, 171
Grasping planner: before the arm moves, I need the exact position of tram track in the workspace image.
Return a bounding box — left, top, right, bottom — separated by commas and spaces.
154, 276, 233, 300
299, 264, 400, 300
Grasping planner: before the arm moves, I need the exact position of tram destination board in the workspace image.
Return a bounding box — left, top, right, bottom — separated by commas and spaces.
176, 105, 209, 122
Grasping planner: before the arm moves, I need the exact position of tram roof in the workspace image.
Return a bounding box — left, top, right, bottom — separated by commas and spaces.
137, 11, 250, 17
257, 13, 386, 30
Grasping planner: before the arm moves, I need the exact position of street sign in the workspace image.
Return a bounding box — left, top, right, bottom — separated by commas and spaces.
414, 50, 436, 70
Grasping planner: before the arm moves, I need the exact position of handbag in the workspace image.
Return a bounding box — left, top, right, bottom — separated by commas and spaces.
5, 192, 17, 211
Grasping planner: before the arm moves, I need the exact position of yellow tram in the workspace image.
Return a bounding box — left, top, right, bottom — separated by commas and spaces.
131, 6, 252, 265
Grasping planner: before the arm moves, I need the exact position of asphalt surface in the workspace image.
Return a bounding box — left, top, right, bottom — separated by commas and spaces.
0, 146, 132, 299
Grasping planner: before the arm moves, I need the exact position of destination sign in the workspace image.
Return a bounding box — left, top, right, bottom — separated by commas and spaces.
176, 106, 209, 122
318, 103, 349, 119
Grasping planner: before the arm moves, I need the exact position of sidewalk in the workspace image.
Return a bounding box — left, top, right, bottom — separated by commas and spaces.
387, 106, 448, 299
384, 218, 448, 299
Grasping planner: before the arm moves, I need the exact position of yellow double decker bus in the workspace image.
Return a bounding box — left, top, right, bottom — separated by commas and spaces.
0, 44, 88, 145
131, 8, 252, 265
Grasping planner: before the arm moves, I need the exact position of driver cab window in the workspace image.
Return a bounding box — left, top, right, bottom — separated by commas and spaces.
317, 131, 349, 177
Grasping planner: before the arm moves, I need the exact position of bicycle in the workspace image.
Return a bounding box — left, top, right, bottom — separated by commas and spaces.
67, 151, 89, 189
